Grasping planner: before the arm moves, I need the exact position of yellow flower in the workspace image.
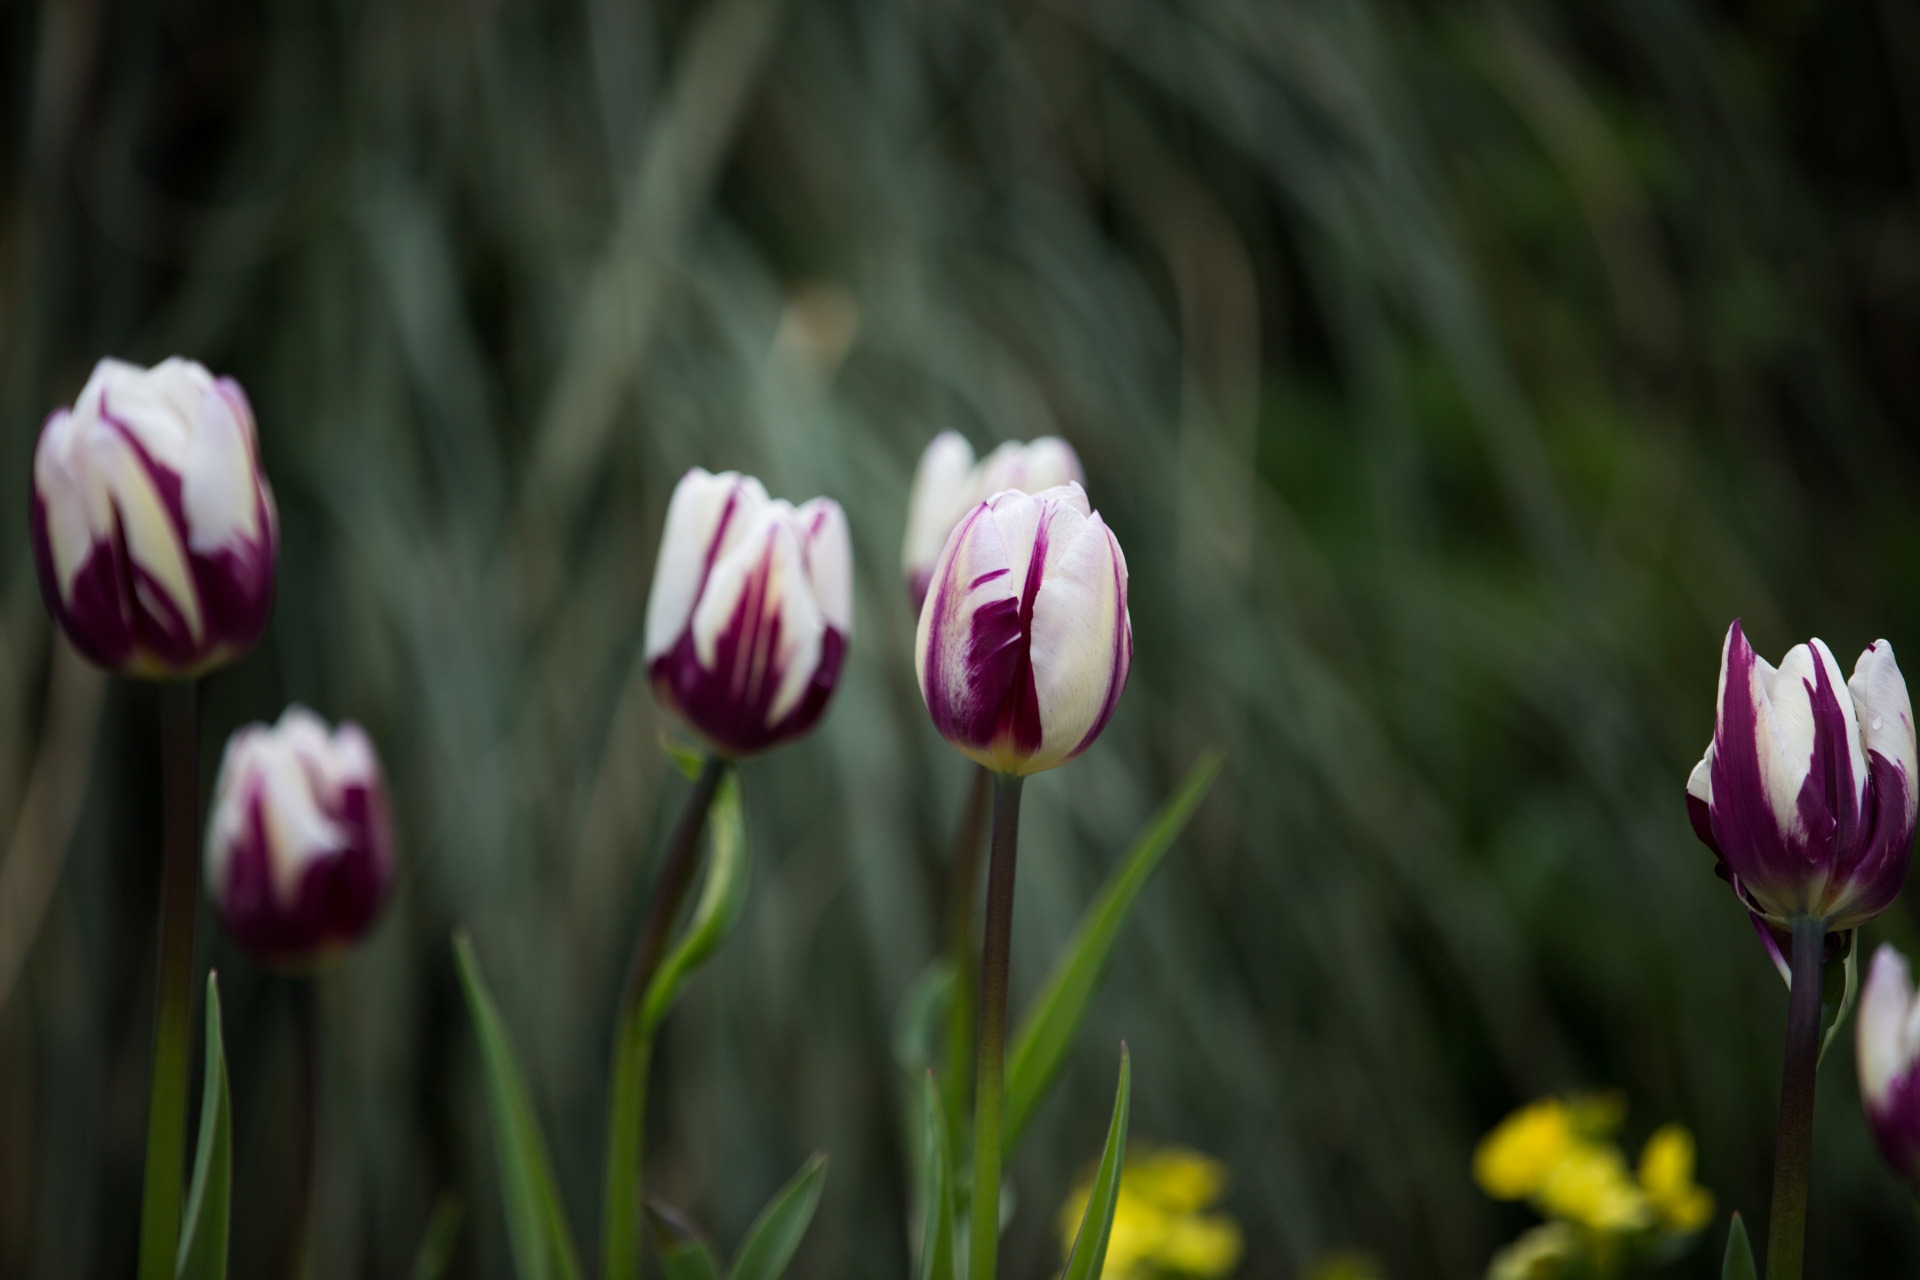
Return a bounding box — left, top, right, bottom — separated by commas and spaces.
1487, 1223, 1578, 1280
1058, 1145, 1242, 1279
1474, 1099, 1576, 1200
1638, 1124, 1714, 1234
1535, 1141, 1652, 1232
1304, 1250, 1385, 1280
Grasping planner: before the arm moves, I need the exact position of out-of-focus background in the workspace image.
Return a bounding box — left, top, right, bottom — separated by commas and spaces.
2, 0, 1919, 1275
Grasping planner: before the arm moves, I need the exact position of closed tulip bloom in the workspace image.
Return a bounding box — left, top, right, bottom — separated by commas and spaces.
31, 357, 277, 677
1857, 944, 1920, 1182
206, 707, 395, 967
644, 468, 852, 758
916, 482, 1130, 776
902, 432, 1082, 612
1685, 621, 1917, 932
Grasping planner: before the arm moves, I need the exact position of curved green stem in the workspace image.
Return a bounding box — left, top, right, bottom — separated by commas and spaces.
138, 679, 200, 1280
966, 774, 1023, 1280
602, 756, 726, 1280
942, 766, 992, 1136
1765, 914, 1826, 1280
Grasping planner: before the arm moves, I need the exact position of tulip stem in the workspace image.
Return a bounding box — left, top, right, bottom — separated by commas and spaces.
967, 773, 1024, 1280
1765, 915, 1827, 1280
137, 679, 200, 1280
943, 765, 992, 1135
286, 977, 318, 1280
602, 755, 727, 1280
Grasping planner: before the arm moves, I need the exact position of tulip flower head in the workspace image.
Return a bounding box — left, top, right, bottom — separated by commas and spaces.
916, 482, 1130, 776
206, 706, 395, 967
1857, 944, 1920, 1184
644, 469, 852, 759
1685, 622, 1918, 933
31, 357, 277, 677
902, 432, 1082, 613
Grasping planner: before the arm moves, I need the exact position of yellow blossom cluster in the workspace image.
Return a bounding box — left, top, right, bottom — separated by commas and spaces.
1058, 1146, 1243, 1280
1473, 1095, 1714, 1244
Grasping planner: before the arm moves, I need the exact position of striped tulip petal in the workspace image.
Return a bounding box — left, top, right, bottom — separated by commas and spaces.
30, 357, 277, 677
644, 469, 851, 758
915, 483, 1130, 776
901, 431, 1083, 613
1858, 945, 1920, 1182
207, 706, 396, 968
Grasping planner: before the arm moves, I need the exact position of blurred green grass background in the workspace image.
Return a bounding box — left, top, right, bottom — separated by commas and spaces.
3, 0, 1920, 1275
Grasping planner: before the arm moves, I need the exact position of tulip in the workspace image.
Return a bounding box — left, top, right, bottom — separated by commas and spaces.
206, 706, 395, 966
1857, 944, 1920, 1184
643, 468, 852, 759
31, 357, 277, 677
915, 482, 1131, 777
1684, 621, 1917, 933
902, 432, 1082, 612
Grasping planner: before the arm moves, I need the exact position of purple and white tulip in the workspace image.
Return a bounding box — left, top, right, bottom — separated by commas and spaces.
31, 357, 277, 678
644, 469, 853, 759
915, 482, 1130, 776
902, 432, 1082, 613
206, 706, 395, 967
1858, 944, 1920, 1183
1685, 621, 1917, 934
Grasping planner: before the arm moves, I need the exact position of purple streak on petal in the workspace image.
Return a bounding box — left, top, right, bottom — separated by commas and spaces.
1795, 649, 1856, 870
1828, 750, 1915, 928
1068, 522, 1132, 761
970, 568, 1010, 590
922, 504, 1002, 748
991, 514, 1049, 757
32, 487, 134, 669
650, 537, 843, 757
215, 778, 394, 967
1708, 620, 1800, 913
1868, 1065, 1920, 1182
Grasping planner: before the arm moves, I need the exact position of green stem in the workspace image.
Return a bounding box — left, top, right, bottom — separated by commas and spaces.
1765, 915, 1826, 1280
942, 765, 992, 1136
138, 679, 200, 1280
967, 773, 1023, 1280
601, 756, 727, 1280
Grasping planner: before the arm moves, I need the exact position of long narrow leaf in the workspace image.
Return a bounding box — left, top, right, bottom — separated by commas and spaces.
915, 1072, 956, 1280
1060, 1045, 1132, 1280
893, 960, 955, 1079
640, 772, 749, 1038
175, 973, 231, 1280
454, 934, 584, 1280
1722, 1213, 1756, 1280
406, 1195, 465, 1280
647, 1204, 724, 1280
727, 1153, 828, 1280
1005, 751, 1221, 1146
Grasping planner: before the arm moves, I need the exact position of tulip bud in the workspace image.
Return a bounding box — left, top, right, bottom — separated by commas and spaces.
30, 357, 278, 678
1857, 944, 1920, 1183
206, 706, 395, 967
1685, 621, 1917, 932
644, 468, 853, 758
915, 482, 1130, 776
902, 432, 1082, 613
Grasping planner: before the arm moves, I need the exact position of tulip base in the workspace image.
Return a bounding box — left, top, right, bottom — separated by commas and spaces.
967, 773, 1024, 1280
1765, 915, 1826, 1280
137, 679, 200, 1280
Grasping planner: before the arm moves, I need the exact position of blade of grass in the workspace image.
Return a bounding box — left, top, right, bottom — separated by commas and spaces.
915, 1072, 956, 1280
1060, 1045, 1133, 1280
406, 1195, 465, 1280
727, 1153, 828, 1280
174, 973, 231, 1280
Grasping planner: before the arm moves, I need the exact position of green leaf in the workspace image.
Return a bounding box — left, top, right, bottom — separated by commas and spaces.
1005, 750, 1221, 1147
648, 1205, 723, 1280
406, 1195, 465, 1280
640, 772, 749, 1038
175, 973, 231, 1280
661, 733, 707, 780
453, 934, 584, 1280
915, 1072, 956, 1280
1060, 1045, 1133, 1280
893, 960, 955, 1079
1721, 1212, 1756, 1280
1819, 928, 1859, 1064
727, 1153, 828, 1280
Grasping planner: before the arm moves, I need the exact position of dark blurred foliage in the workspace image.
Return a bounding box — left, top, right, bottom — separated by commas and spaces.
2, 0, 1920, 1275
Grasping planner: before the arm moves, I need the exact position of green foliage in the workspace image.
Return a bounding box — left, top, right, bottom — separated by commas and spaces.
728, 1155, 829, 1280
915, 1073, 957, 1280
1721, 1215, 1756, 1280
407, 1196, 466, 1280
453, 935, 584, 1280
175, 975, 231, 1280
639, 773, 750, 1039
1059, 1047, 1132, 1280
649, 1206, 725, 1280
1005, 752, 1220, 1148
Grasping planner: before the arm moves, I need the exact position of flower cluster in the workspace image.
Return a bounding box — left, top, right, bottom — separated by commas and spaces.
1474, 1095, 1712, 1278
1056, 1146, 1242, 1280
